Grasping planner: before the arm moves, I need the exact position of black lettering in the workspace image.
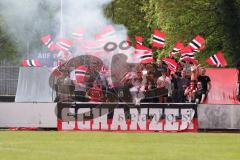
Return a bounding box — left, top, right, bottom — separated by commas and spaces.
104, 42, 117, 52
119, 40, 131, 50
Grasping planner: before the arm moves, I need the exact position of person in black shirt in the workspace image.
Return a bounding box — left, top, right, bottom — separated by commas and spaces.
154, 60, 168, 79
198, 68, 211, 93
195, 81, 206, 104
171, 70, 189, 102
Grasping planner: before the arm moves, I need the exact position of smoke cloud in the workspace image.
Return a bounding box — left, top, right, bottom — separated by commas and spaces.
0, 0, 129, 59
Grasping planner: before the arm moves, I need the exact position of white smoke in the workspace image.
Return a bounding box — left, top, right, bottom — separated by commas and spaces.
60, 0, 114, 36
0, 0, 130, 59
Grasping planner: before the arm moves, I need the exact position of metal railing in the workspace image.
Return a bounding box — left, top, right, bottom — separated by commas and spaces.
0, 60, 19, 96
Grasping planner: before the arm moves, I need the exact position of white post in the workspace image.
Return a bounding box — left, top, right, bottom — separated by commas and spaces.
27, 40, 30, 59
60, 0, 63, 37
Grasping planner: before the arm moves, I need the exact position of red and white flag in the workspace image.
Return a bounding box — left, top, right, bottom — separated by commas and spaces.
170, 42, 184, 58
56, 38, 73, 52
72, 27, 85, 41
152, 29, 166, 49
205, 51, 228, 67
95, 25, 115, 40
135, 44, 153, 64
189, 35, 205, 51
135, 43, 152, 54
135, 36, 143, 45
162, 58, 178, 72
133, 44, 153, 63
75, 66, 90, 84
21, 59, 41, 67
80, 40, 103, 53
139, 52, 153, 64
180, 46, 195, 60
41, 35, 57, 51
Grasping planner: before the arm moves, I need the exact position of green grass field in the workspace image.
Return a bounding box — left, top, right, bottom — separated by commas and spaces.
0, 131, 239, 160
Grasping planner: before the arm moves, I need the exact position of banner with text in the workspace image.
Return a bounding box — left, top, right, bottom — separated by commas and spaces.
57, 103, 198, 132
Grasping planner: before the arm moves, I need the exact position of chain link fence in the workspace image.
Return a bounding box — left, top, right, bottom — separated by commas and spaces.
0, 60, 19, 96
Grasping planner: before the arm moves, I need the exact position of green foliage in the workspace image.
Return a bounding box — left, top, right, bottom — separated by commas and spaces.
0, 1, 59, 63
105, 0, 150, 42
1, 0, 240, 66
0, 17, 18, 63
106, 0, 240, 67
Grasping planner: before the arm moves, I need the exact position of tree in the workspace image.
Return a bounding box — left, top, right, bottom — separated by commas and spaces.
0, 17, 18, 63
105, 0, 150, 42
0, 0, 59, 63
106, 0, 240, 67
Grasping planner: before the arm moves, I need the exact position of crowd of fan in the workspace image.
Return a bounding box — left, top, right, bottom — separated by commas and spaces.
56, 60, 211, 104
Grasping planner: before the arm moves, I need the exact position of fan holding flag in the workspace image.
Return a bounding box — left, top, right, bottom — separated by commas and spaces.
70, 65, 90, 102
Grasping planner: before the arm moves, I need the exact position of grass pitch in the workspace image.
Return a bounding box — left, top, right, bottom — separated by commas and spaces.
0, 131, 239, 160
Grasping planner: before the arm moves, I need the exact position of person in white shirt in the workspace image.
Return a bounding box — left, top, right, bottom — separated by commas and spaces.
157, 71, 171, 103
129, 71, 146, 105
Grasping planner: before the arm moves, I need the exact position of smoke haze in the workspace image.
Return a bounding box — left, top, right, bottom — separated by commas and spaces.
0, 0, 129, 57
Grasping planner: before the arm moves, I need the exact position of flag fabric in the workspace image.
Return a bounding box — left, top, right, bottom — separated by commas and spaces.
95, 25, 119, 48
56, 38, 73, 52
41, 35, 57, 51
205, 51, 228, 67
162, 58, 178, 72
152, 29, 166, 49
180, 46, 195, 60
21, 59, 41, 67
170, 42, 184, 58
181, 57, 198, 64
95, 25, 115, 40
180, 46, 198, 64
134, 44, 153, 64
75, 66, 90, 84
80, 40, 104, 53
139, 52, 154, 64
72, 27, 85, 41
135, 36, 143, 45
189, 35, 205, 51
135, 43, 152, 54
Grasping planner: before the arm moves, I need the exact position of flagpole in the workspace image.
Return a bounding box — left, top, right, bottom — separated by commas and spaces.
27, 40, 29, 59
60, 0, 63, 37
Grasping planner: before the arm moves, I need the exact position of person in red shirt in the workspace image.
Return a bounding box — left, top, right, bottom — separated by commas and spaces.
86, 82, 104, 102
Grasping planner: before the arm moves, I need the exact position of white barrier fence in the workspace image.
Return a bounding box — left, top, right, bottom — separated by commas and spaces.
0, 103, 240, 130
0, 103, 57, 128
198, 104, 240, 129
